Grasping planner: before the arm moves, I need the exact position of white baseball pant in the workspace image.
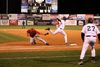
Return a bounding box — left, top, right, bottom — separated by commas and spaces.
48, 28, 67, 43
80, 36, 96, 60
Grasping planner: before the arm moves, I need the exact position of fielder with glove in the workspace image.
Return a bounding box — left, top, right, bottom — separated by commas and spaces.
27, 28, 49, 45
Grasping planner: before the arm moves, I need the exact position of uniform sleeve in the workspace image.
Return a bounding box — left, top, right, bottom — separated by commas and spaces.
81, 25, 86, 33
81, 26, 86, 42
35, 30, 40, 34
81, 32, 85, 42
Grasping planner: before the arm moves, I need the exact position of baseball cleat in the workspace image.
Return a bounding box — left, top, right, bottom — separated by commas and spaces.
31, 41, 36, 45
91, 60, 96, 63
45, 28, 50, 30
78, 61, 83, 65
90, 57, 96, 63
32, 40, 36, 45
65, 43, 69, 46
46, 43, 49, 46
33, 41, 36, 44
31, 42, 36, 45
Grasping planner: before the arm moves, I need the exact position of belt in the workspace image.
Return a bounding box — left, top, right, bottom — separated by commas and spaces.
60, 28, 62, 29
86, 35, 96, 37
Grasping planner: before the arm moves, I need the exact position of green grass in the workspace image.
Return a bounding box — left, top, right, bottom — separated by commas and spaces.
0, 50, 100, 67
0, 25, 100, 30
0, 25, 83, 30
0, 32, 28, 43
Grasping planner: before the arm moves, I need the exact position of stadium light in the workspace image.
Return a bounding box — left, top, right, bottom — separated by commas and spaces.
35, 0, 44, 3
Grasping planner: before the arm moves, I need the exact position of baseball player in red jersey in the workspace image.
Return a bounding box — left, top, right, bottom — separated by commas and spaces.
78, 18, 100, 65
27, 28, 49, 45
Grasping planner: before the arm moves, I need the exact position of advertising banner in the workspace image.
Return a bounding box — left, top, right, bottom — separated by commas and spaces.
18, 14, 26, 20
1, 14, 8, 20
8, 14, 18, 20
77, 14, 85, 20
0, 20, 9, 25
65, 20, 77, 25
58, 14, 69, 19
9, 20, 18, 26
50, 14, 58, 19
27, 20, 34, 25
18, 20, 27, 25
42, 14, 50, 20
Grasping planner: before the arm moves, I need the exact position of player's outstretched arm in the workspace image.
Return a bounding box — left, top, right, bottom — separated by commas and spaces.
37, 31, 49, 36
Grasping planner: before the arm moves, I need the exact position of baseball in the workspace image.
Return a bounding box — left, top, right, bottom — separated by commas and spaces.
70, 43, 77, 46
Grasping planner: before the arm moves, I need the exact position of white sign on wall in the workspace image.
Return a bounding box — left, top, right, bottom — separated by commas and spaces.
58, 14, 69, 19
8, 14, 18, 20
27, 20, 34, 25
77, 14, 85, 20
65, 20, 77, 25
0, 20, 9, 25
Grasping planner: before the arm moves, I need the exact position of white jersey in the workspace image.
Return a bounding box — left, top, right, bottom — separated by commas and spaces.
58, 20, 65, 30
81, 23, 100, 36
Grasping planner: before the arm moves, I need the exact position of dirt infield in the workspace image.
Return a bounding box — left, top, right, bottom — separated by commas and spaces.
0, 29, 100, 52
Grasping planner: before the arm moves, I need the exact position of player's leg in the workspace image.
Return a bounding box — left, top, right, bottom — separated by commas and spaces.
60, 30, 68, 44
80, 42, 89, 60
35, 36, 49, 45
91, 46, 96, 57
33, 38, 36, 44
30, 37, 36, 45
78, 38, 89, 65
48, 28, 59, 35
90, 42, 96, 58
90, 39, 96, 63
78, 43, 89, 65
90, 46, 96, 63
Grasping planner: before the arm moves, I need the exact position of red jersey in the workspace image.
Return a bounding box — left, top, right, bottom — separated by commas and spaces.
27, 29, 40, 37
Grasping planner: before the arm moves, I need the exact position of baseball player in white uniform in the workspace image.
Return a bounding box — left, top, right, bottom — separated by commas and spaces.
78, 18, 100, 65
45, 18, 68, 45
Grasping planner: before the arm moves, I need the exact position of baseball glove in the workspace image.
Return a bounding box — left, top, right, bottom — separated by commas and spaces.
44, 33, 49, 36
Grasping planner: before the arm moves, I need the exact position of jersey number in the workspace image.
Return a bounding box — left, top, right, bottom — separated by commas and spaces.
87, 26, 95, 31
